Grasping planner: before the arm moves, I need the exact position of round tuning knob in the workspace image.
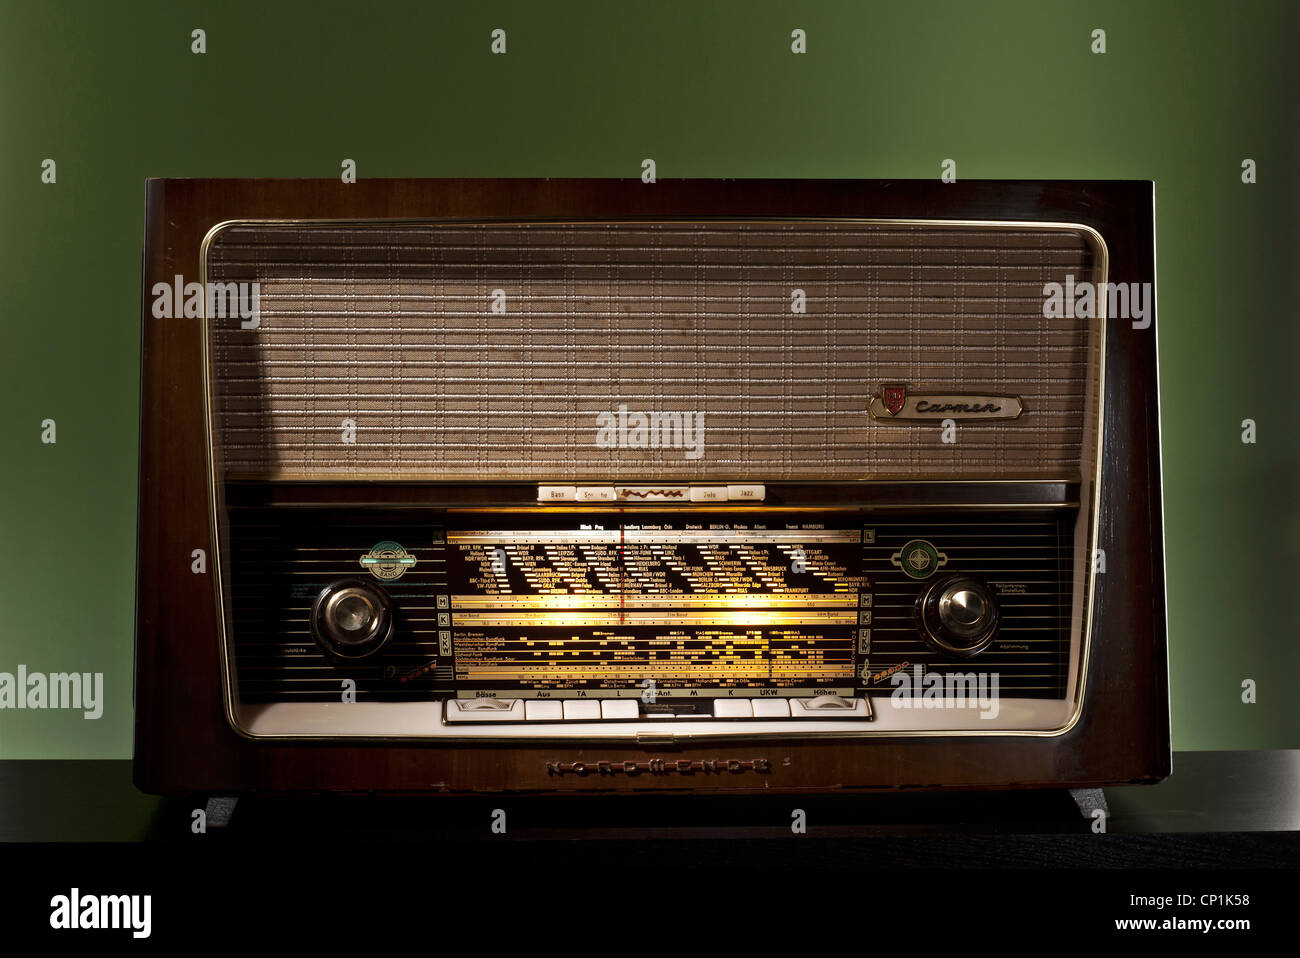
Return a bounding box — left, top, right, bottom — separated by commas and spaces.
311, 578, 395, 659
916, 574, 999, 657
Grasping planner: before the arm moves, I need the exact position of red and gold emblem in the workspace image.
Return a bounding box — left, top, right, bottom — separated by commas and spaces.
882, 384, 907, 416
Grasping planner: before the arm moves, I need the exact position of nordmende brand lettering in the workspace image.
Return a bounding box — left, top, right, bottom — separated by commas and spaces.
0, 665, 103, 719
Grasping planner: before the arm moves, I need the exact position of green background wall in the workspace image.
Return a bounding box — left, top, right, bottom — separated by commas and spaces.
1, 0, 1296, 758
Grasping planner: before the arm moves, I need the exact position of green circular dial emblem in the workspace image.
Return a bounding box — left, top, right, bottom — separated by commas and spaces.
892, 539, 946, 580
359, 540, 417, 581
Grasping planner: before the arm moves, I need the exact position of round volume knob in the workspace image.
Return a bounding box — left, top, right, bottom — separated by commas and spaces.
311, 578, 395, 659
916, 574, 998, 657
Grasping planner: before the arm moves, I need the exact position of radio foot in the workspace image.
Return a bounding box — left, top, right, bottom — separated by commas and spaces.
1068, 787, 1108, 820
204, 796, 239, 829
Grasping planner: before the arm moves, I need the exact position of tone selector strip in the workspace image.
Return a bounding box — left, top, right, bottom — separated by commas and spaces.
538, 484, 766, 503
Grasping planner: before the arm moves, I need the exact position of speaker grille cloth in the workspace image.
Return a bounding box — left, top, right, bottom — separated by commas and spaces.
206, 222, 1100, 480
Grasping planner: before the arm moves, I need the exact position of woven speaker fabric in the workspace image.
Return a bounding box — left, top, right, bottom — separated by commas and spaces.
206, 221, 1100, 480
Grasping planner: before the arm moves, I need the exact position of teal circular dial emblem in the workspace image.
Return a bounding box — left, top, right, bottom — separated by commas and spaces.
359, 541, 417, 581
892, 539, 946, 580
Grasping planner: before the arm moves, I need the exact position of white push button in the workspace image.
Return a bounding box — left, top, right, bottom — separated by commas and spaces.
751, 699, 791, 717
524, 700, 564, 721
445, 699, 525, 722
562, 700, 602, 720
726, 484, 766, 502
789, 695, 872, 718
575, 486, 617, 502
601, 700, 640, 719
712, 699, 754, 718
537, 485, 576, 502
689, 486, 728, 502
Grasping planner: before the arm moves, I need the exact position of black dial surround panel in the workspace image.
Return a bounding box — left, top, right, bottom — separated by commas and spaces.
227, 507, 1075, 703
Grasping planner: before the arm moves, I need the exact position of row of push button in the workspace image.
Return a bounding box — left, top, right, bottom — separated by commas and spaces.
445, 694, 872, 723
537, 484, 765, 503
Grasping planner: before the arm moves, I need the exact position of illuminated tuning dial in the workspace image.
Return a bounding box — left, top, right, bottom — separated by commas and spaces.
311, 578, 396, 659
915, 574, 998, 657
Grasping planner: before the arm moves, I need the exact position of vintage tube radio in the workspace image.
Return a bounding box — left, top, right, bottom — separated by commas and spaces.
135, 178, 1169, 794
